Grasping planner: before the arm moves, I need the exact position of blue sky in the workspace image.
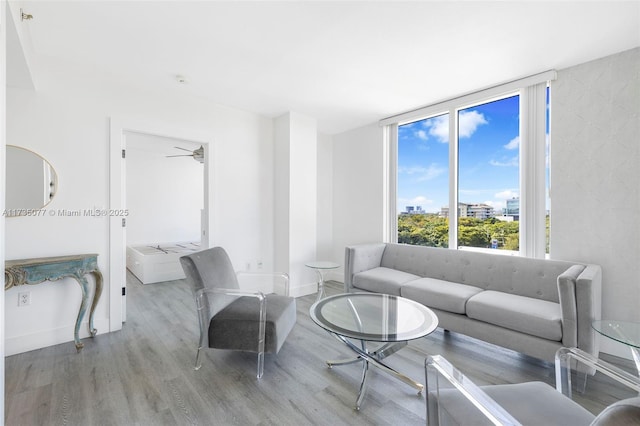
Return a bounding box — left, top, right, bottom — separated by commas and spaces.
398, 95, 521, 214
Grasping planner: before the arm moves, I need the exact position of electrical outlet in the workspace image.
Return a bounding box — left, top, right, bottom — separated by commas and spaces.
256, 260, 263, 270
18, 291, 31, 307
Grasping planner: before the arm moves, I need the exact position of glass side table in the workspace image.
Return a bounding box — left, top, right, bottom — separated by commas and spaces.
592, 320, 640, 375
305, 261, 340, 302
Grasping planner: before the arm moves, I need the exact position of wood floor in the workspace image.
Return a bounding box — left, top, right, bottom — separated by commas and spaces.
5, 274, 638, 425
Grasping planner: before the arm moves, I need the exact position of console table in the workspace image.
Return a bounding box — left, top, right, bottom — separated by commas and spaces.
5, 254, 103, 352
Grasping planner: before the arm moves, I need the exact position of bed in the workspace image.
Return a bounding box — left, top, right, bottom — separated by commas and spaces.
126, 242, 201, 284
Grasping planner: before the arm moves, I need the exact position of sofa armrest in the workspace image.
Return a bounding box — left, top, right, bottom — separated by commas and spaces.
344, 243, 387, 292
557, 265, 585, 348
557, 264, 602, 372
575, 265, 602, 357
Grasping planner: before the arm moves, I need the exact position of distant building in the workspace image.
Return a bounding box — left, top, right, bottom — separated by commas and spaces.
403, 205, 425, 215
440, 202, 495, 219
502, 197, 520, 220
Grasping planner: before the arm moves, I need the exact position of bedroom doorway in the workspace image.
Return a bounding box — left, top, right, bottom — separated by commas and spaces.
124, 133, 204, 317
109, 118, 214, 329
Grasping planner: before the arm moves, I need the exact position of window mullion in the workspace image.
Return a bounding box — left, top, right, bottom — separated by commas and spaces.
385, 124, 398, 243
448, 108, 458, 249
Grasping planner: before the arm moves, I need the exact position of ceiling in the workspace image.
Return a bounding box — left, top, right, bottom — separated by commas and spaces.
11, 1, 640, 135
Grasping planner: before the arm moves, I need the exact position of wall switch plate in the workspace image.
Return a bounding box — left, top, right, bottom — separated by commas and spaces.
18, 291, 31, 307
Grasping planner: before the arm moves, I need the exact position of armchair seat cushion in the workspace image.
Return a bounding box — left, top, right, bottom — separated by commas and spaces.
433, 381, 595, 426
352, 267, 420, 295
209, 293, 296, 354
466, 290, 563, 341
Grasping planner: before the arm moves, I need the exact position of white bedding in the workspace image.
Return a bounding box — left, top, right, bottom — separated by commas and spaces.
126, 241, 201, 284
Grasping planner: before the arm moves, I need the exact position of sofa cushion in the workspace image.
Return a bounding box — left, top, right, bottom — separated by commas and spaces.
466, 290, 563, 341
400, 278, 484, 314
352, 267, 420, 295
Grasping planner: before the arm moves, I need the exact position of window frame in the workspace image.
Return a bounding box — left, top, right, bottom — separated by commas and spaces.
383, 71, 554, 258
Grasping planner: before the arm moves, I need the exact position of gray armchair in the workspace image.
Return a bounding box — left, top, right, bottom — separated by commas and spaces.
425, 348, 640, 425
180, 247, 297, 378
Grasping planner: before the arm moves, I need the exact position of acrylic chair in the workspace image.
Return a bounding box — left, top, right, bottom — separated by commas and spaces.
180, 247, 297, 378
425, 347, 640, 425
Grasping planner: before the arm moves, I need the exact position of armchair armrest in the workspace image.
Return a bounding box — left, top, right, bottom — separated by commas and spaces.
425, 355, 522, 426
555, 347, 640, 399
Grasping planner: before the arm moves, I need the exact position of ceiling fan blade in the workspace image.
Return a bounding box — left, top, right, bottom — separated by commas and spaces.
173, 146, 193, 152
166, 154, 193, 158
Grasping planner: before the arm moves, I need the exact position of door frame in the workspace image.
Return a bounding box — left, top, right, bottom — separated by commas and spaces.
109, 117, 214, 331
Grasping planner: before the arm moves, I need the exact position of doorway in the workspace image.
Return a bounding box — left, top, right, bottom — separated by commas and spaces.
109, 118, 214, 331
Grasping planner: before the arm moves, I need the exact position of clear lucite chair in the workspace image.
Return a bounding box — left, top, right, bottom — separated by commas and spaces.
425, 347, 640, 425
180, 246, 296, 378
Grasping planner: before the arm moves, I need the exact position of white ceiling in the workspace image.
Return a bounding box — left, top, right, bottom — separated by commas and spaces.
12, 1, 640, 135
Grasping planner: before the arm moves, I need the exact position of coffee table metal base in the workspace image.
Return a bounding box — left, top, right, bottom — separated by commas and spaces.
326, 333, 423, 410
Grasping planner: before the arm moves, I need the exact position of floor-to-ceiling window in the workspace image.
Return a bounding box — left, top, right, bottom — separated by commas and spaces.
386, 72, 553, 258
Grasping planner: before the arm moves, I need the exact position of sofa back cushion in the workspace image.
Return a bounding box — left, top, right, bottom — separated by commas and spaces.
380, 243, 581, 303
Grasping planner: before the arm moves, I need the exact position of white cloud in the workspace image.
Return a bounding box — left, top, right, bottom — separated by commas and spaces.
504, 135, 519, 150
495, 190, 519, 200
419, 110, 486, 143
458, 110, 488, 139
415, 129, 428, 140
484, 200, 505, 211
489, 155, 519, 167
409, 196, 432, 205
426, 115, 449, 143
398, 163, 446, 181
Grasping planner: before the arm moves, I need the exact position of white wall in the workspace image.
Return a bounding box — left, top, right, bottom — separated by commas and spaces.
551, 47, 640, 358
274, 112, 318, 295
331, 123, 386, 276
126, 133, 203, 246
316, 132, 333, 260
1, 0, 8, 416
4, 56, 275, 355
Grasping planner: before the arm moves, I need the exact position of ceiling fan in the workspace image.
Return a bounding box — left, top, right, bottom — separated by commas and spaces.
166, 145, 204, 163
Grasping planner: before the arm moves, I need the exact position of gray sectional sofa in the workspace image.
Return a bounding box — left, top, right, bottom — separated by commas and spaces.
344, 243, 602, 363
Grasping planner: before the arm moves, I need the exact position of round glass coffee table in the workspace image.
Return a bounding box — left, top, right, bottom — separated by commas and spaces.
310, 293, 439, 410
592, 320, 640, 374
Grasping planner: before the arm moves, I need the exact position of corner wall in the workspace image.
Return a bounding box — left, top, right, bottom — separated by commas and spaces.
551, 47, 640, 358
274, 112, 318, 296
331, 123, 386, 282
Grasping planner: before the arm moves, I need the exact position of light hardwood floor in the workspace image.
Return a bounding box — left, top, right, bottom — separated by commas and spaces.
5, 273, 637, 425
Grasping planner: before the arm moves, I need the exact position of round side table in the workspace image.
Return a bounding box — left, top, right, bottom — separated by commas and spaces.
305, 261, 340, 302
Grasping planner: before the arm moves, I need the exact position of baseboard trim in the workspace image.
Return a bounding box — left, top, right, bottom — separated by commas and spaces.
290, 282, 318, 298
5, 319, 110, 356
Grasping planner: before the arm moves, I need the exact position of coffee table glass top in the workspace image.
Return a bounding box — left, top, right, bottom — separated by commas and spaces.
310, 293, 438, 342
592, 320, 640, 349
